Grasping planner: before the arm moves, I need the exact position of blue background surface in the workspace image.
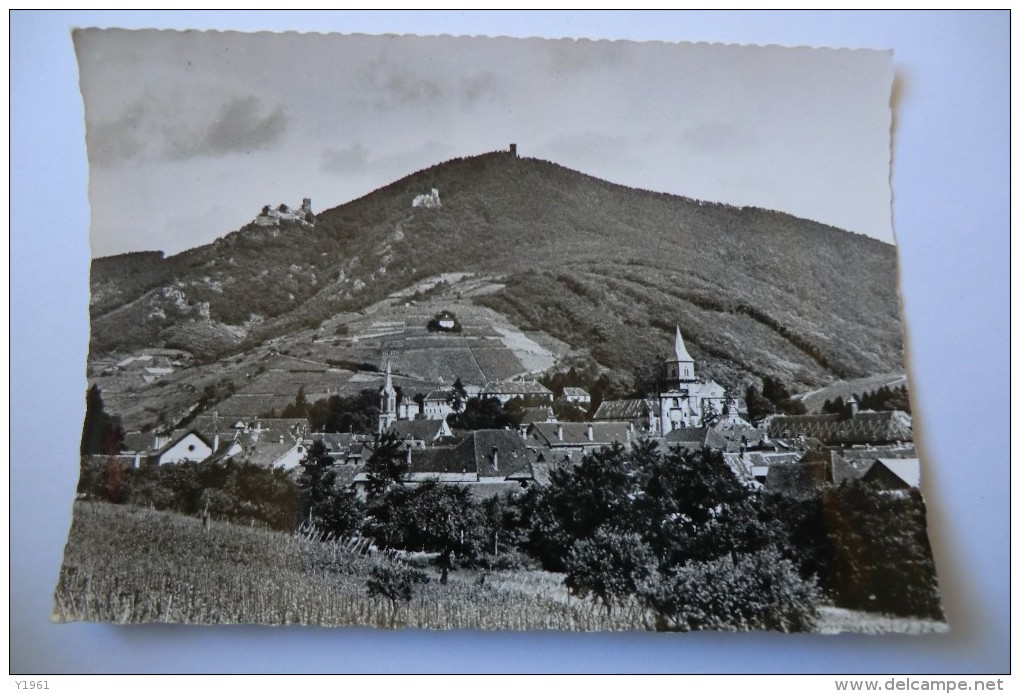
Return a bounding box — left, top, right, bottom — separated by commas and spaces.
10, 11, 1009, 674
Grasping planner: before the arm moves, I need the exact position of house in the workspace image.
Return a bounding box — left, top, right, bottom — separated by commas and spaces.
767, 410, 912, 446
861, 458, 921, 491
311, 433, 374, 465
148, 430, 213, 466
593, 398, 658, 432
191, 414, 309, 445
742, 450, 804, 482
560, 387, 591, 405
421, 391, 456, 421
352, 429, 540, 498
519, 406, 555, 426
481, 380, 554, 404
528, 421, 631, 456
387, 418, 453, 448
658, 426, 730, 453
244, 440, 309, 471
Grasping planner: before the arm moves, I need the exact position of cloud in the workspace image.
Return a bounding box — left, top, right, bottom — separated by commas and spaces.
356, 58, 497, 111
85, 101, 150, 166
544, 131, 639, 167
321, 144, 369, 172
86, 94, 288, 166
167, 96, 287, 159
678, 122, 757, 156
545, 38, 629, 76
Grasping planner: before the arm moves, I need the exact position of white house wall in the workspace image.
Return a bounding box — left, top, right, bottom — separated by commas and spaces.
157, 435, 212, 465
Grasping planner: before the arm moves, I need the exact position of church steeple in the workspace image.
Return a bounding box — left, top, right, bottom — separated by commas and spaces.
665, 325, 696, 386
378, 358, 397, 434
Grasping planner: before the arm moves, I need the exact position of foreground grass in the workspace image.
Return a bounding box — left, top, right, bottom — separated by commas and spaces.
53, 501, 947, 633
52, 501, 646, 630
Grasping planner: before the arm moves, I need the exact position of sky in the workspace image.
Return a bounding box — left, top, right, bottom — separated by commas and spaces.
74, 29, 895, 257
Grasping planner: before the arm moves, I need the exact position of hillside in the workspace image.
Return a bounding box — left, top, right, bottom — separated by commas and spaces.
793, 372, 909, 413
89, 151, 905, 398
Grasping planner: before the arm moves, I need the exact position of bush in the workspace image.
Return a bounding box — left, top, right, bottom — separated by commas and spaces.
821, 482, 942, 619
640, 547, 819, 632
564, 528, 657, 616
365, 563, 431, 627
76, 459, 301, 532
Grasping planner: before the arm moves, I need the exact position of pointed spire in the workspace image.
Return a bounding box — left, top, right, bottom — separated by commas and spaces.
383, 358, 395, 393
674, 325, 694, 363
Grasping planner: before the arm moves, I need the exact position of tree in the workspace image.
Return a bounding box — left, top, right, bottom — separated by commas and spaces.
524, 440, 819, 630
365, 564, 430, 628
552, 398, 589, 422
743, 384, 775, 423
366, 480, 484, 584
448, 396, 519, 430
635, 444, 754, 564
281, 385, 308, 419
820, 481, 942, 619
822, 395, 851, 419
478, 491, 531, 568
639, 547, 819, 632
362, 430, 409, 501
306, 389, 380, 433
564, 528, 656, 616
446, 377, 468, 415
297, 440, 363, 536
524, 442, 640, 570
761, 376, 807, 415
80, 384, 124, 455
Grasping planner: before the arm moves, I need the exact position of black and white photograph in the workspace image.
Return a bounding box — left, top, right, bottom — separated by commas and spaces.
54, 28, 946, 635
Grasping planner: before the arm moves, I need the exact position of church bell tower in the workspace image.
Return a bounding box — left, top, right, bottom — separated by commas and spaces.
664, 325, 696, 388
378, 359, 397, 435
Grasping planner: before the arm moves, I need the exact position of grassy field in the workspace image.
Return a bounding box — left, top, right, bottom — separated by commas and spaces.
53, 501, 648, 630
53, 501, 947, 633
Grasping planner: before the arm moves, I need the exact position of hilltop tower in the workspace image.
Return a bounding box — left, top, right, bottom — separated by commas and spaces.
378, 359, 398, 435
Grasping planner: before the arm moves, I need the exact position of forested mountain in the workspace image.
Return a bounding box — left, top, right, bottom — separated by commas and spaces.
90, 151, 903, 392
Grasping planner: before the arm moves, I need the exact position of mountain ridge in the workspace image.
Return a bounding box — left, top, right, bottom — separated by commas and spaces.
89, 150, 904, 399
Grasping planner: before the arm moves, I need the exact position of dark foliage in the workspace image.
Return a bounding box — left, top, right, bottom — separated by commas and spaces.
361, 431, 409, 501
641, 547, 819, 632
823, 385, 911, 417
743, 385, 775, 423
77, 457, 300, 531
297, 440, 364, 537
820, 482, 942, 619
366, 564, 431, 627
761, 376, 807, 415
80, 385, 125, 456
552, 398, 590, 422
365, 480, 485, 584
304, 389, 380, 434
446, 377, 468, 414
281, 385, 309, 419
521, 440, 820, 630
564, 528, 656, 616
822, 395, 852, 419
448, 395, 522, 431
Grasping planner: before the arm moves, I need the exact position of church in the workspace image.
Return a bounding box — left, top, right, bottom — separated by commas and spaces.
656, 326, 729, 432
594, 326, 734, 433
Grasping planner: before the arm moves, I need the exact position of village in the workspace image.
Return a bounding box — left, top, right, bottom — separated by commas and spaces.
94, 321, 918, 501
